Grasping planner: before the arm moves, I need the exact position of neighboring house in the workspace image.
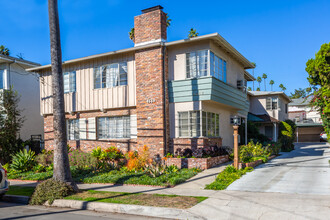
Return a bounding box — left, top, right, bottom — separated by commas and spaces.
288, 97, 323, 142
248, 91, 291, 141
28, 6, 255, 156
0, 54, 43, 140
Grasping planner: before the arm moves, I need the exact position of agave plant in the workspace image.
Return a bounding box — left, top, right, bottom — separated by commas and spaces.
10, 149, 37, 172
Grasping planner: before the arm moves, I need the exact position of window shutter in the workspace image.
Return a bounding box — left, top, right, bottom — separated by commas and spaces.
79, 118, 87, 140
266, 98, 272, 110
88, 117, 96, 140
130, 114, 137, 139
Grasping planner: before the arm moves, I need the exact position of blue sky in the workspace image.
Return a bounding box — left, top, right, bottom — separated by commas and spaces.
1, 0, 329, 94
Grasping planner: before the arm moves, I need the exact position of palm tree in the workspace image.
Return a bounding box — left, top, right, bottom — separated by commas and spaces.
0, 45, 10, 56
282, 86, 287, 93
262, 73, 267, 91
256, 87, 260, 91
247, 87, 252, 91
251, 62, 256, 90
256, 76, 262, 89
269, 80, 274, 91
48, 0, 77, 190
188, 28, 199, 38
279, 83, 284, 91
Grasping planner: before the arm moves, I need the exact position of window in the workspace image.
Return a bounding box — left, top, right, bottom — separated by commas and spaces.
266, 97, 278, 110
186, 50, 208, 78
97, 116, 130, 139
178, 111, 220, 137
0, 70, 4, 89
63, 71, 76, 93
285, 104, 288, 113
265, 126, 273, 139
67, 119, 79, 140
210, 52, 227, 82
94, 62, 127, 89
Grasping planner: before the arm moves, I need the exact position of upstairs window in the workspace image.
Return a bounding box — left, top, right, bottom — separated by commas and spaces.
210, 52, 227, 82
63, 71, 76, 93
186, 50, 208, 78
266, 97, 278, 110
94, 62, 128, 89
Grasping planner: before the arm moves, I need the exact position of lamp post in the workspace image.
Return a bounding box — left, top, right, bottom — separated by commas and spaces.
233, 116, 240, 169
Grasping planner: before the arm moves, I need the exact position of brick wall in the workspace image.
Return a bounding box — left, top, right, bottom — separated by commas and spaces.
43, 108, 137, 153
134, 8, 169, 157
171, 137, 223, 153
134, 9, 167, 44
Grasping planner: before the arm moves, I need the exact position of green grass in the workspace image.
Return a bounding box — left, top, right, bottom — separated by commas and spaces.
205, 166, 253, 190
8, 167, 200, 187
6, 186, 35, 197
65, 190, 207, 209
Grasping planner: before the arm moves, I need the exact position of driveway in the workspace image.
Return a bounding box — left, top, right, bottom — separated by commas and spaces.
227, 142, 330, 195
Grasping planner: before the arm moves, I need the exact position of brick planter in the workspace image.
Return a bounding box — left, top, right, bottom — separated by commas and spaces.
166, 155, 229, 170
239, 155, 278, 169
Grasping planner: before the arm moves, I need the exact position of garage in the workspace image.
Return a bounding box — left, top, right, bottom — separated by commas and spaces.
295, 123, 324, 142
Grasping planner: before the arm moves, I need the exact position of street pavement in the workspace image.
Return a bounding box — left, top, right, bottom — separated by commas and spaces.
227, 142, 330, 195
0, 201, 165, 220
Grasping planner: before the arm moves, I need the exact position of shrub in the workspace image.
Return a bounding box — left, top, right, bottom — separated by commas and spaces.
91, 146, 124, 170
30, 179, 74, 205
33, 164, 46, 173
68, 149, 98, 169
239, 141, 270, 163
36, 150, 54, 166
174, 146, 229, 158
10, 149, 37, 172
126, 146, 151, 171
279, 120, 296, 152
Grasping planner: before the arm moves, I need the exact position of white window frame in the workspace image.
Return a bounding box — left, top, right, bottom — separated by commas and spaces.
97, 116, 130, 140
94, 62, 128, 89
63, 71, 76, 93
178, 110, 220, 138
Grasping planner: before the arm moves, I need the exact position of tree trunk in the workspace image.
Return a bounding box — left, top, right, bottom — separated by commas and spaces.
48, 0, 77, 190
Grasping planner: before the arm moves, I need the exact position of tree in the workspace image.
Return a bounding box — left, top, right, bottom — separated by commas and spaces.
262, 73, 267, 91
48, 0, 76, 190
0, 87, 24, 163
269, 80, 274, 91
247, 87, 252, 91
188, 28, 199, 38
289, 88, 307, 99
306, 42, 330, 140
256, 87, 260, 91
128, 28, 135, 42
256, 76, 262, 89
0, 45, 10, 56
165, 13, 171, 27
251, 62, 256, 90
279, 83, 284, 91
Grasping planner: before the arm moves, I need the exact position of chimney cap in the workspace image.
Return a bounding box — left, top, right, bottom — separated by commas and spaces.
141, 5, 163, 14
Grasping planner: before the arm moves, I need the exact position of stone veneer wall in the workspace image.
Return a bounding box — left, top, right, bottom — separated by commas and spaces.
171, 137, 223, 153
43, 108, 137, 153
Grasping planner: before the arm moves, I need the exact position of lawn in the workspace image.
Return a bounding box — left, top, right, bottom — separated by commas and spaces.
65, 190, 207, 209
205, 166, 253, 190
8, 167, 200, 187
6, 186, 35, 197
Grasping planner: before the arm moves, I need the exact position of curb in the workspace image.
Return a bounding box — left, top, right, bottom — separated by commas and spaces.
2, 195, 30, 204
46, 199, 204, 220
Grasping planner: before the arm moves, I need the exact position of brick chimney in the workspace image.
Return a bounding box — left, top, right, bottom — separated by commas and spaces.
134, 6, 170, 157
134, 5, 167, 46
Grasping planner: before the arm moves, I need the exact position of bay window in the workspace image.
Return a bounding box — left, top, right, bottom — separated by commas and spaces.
178, 111, 220, 137
186, 50, 227, 82
97, 116, 130, 139
94, 62, 128, 89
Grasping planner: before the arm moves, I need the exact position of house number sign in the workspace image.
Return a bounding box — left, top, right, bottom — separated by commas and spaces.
147, 98, 156, 104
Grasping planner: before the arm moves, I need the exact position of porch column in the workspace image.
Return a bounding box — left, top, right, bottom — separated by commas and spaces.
245, 118, 248, 145
273, 122, 277, 142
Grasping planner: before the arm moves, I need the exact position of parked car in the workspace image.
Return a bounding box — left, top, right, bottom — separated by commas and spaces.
320, 132, 328, 142
0, 163, 9, 199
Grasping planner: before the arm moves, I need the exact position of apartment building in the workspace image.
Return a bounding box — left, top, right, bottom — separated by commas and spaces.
248, 91, 291, 141
0, 54, 43, 140
28, 6, 255, 156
